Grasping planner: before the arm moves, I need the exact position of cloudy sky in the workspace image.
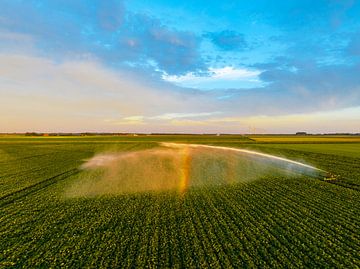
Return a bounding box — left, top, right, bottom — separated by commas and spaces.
1, 0, 360, 133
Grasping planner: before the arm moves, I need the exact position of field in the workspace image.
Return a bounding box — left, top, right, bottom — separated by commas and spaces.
0, 135, 359, 268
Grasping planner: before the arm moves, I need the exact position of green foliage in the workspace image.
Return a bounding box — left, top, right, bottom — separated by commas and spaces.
0, 136, 359, 268
230, 143, 360, 189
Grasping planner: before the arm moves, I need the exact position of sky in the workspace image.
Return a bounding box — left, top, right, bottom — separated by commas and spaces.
0, 0, 360, 133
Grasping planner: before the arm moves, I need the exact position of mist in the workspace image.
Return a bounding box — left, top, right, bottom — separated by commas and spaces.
65, 143, 323, 197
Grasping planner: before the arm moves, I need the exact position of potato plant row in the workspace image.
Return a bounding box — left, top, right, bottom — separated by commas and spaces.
0, 139, 359, 268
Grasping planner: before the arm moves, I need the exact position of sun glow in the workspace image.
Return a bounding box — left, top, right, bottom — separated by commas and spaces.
179, 146, 191, 194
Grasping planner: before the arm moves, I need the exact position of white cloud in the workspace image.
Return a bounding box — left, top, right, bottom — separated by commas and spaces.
151, 112, 220, 120
209, 67, 260, 80
103, 112, 221, 127
123, 115, 144, 121
0, 53, 216, 132
0, 53, 358, 133
203, 107, 360, 133
162, 66, 262, 89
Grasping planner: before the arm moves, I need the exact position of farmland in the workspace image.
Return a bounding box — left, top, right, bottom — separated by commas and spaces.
0, 135, 359, 268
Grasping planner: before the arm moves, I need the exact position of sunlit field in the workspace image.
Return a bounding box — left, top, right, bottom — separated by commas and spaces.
249, 135, 360, 143
2, 0, 360, 267
0, 135, 359, 268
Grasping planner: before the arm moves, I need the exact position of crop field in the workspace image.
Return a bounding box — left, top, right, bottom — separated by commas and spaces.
0, 135, 359, 268
249, 135, 360, 143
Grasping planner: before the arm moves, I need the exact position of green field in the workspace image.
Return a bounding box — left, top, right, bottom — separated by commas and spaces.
1, 135, 359, 268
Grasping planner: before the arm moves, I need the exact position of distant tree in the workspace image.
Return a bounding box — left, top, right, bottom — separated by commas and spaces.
25, 132, 42, 136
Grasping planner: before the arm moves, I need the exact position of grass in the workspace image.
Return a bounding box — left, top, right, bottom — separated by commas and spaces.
0, 135, 359, 268
232, 143, 360, 189
248, 143, 360, 158
249, 135, 360, 143
0, 134, 253, 144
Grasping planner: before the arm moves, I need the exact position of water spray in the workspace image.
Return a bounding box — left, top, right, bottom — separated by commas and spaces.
161, 143, 321, 170
66, 142, 335, 197
161, 142, 332, 179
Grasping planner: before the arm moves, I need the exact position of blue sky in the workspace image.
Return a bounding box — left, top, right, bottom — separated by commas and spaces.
0, 0, 360, 133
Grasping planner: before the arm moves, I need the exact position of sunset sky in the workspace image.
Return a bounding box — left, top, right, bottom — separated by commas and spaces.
1, 0, 360, 133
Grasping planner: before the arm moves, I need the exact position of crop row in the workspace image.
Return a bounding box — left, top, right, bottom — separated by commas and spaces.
1, 176, 359, 268
1, 140, 359, 268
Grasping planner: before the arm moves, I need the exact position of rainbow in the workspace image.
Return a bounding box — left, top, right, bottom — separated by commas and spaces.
179, 146, 191, 194
161, 142, 324, 195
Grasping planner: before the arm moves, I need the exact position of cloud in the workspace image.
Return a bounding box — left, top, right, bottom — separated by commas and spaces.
105, 115, 145, 125
119, 14, 204, 75
1, 52, 359, 133
221, 58, 360, 116
0, 53, 216, 132
104, 112, 221, 126
1, 1, 360, 133
162, 66, 262, 89
205, 30, 247, 51
165, 106, 360, 133
234, 106, 360, 133
150, 112, 220, 120
0, 1, 204, 75
0, 52, 359, 133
